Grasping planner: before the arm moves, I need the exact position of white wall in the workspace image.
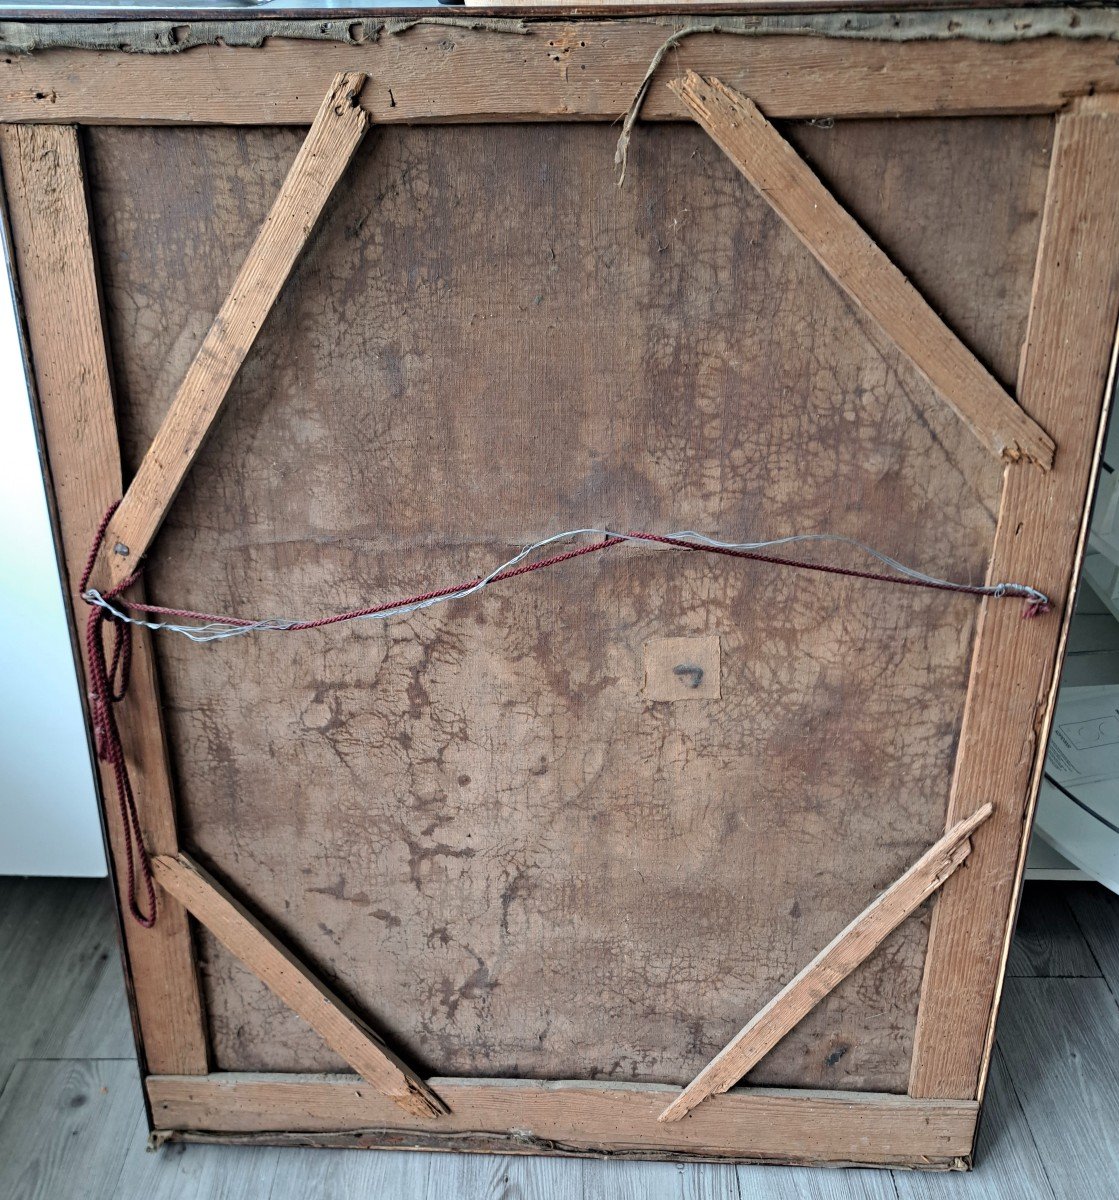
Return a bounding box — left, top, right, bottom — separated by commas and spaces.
0, 252, 105, 875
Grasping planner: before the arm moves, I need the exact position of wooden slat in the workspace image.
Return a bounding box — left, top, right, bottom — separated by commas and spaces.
672, 71, 1054, 469
151, 854, 447, 1120
145, 1072, 977, 1167
658, 804, 993, 1123
909, 94, 1119, 1101
0, 123, 207, 1076
100, 71, 370, 587
0, 25, 1118, 127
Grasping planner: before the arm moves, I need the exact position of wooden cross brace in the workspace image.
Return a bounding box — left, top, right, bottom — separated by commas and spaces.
99, 71, 370, 588
671, 72, 1054, 473
154, 854, 448, 1120
659, 803, 994, 1122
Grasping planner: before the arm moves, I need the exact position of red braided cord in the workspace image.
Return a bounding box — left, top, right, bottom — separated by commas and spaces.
81, 503, 156, 928
116, 537, 626, 629
105, 530, 1048, 633
625, 532, 999, 597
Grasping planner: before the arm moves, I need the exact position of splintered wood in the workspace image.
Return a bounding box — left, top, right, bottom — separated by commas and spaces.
672, 71, 1055, 470
153, 855, 447, 1119
659, 804, 993, 1122
145, 1074, 978, 1166
2, 24, 1119, 125
103, 71, 370, 587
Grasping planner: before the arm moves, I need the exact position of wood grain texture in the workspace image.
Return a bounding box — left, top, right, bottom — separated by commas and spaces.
0, 122, 206, 1076
152, 854, 446, 1119
893, 1051, 1055, 1197
673, 72, 1053, 469
734, 1158, 896, 1199
6, 877, 1116, 1187
0, 879, 135, 1063
0, 1059, 143, 1200
1066, 883, 1119, 990
2, 878, 1109, 1185
660, 804, 992, 1122
996, 978, 1119, 1196
82, 117, 1038, 1093
1005, 883, 1101, 979
142, 1132, 425, 1200
0, 879, 134, 1090
146, 1073, 977, 1167
1, 22, 1118, 126
102, 71, 370, 587
113, 1125, 284, 1200
909, 94, 1119, 1101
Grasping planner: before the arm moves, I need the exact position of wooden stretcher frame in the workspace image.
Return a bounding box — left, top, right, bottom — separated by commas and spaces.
3, 6, 1119, 1169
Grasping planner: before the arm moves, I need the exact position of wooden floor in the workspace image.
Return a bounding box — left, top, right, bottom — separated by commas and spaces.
1, 878, 1116, 1198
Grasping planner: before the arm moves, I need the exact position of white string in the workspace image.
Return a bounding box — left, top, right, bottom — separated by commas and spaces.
82, 528, 1049, 645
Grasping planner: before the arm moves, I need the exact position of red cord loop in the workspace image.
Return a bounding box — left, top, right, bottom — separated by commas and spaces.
81, 502, 156, 929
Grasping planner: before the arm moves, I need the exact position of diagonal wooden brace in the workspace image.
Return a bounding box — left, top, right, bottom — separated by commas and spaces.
658, 802, 994, 1123
672, 71, 1055, 472
101, 71, 370, 588
153, 853, 448, 1120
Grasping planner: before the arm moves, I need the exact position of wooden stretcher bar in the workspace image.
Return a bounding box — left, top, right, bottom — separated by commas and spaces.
910, 92, 1119, 1101
100, 72, 370, 588
0, 121, 209, 1076
1, 19, 1119, 127
145, 1073, 979, 1166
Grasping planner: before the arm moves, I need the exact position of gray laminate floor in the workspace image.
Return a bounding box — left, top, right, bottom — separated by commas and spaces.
0, 877, 1116, 1198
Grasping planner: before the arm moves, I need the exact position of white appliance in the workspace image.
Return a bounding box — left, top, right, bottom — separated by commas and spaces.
0, 253, 104, 875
